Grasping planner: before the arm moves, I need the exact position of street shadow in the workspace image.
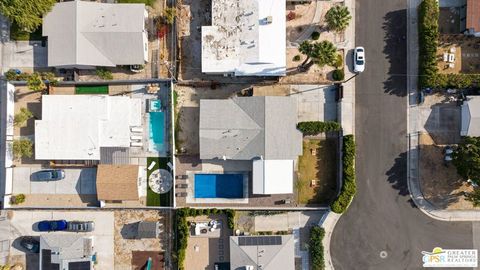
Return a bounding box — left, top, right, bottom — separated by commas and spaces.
121, 222, 139, 239
386, 152, 409, 196
382, 10, 407, 96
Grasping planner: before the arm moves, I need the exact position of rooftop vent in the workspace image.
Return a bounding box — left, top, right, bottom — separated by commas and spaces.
264, 16, 273, 24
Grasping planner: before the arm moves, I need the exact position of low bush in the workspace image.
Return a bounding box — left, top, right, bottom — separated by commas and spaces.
293, 55, 301, 62
311, 31, 320, 40
334, 54, 343, 69
297, 121, 341, 135
310, 226, 325, 270
332, 68, 345, 81
431, 73, 480, 89
95, 67, 113, 80
14, 108, 33, 127
12, 139, 33, 159
331, 135, 356, 213
10, 194, 26, 205
27, 72, 45, 91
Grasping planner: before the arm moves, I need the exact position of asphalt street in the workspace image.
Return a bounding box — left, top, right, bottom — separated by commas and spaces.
331, 0, 475, 269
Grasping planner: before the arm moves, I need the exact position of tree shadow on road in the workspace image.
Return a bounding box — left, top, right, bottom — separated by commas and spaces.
382, 10, 407, 97
386, 151, 419, 208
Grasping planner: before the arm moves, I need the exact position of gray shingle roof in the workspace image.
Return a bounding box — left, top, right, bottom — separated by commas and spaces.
43, 1, 147, 67
229, 235, 294, 270
199, 96, 302, 160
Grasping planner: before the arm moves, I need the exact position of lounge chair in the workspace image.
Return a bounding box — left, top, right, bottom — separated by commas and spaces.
148, 161, 156, 171
175, 192, 188, 197
130, 141, 143, 147
130, 135, 142, 141
130, 127, 143, 133
175, 183, 188, 189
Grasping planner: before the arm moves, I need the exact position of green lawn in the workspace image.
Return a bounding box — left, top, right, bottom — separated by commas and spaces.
117, 0, 155, 6
296, 139, 337, 205
75, 85, 109, 95
10, 23, 44, 41
147, 157, 172, 206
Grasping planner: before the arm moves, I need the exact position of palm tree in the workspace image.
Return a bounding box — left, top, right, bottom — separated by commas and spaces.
298, 40, 338, 71
325, 5, 352, 32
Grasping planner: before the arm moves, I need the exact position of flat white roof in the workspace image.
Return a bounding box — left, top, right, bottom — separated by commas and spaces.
201, 0, 286, 76
252, 159, 293, 194
35, 95, 141, 160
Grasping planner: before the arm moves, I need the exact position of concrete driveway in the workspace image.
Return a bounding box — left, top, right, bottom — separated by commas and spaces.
1, 41, 47, 71
290, 85, 337, 122
12, 167, 96, 195
8, 210, 114, 270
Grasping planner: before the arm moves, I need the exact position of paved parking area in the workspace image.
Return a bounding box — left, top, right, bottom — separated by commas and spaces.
290, 85, 337, 122
12, 167, 96, 195
2, 41, 47, 71
7, 210, 114, 270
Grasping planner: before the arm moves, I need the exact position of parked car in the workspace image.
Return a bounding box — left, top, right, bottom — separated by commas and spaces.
38, 220, 67, 232
20, 237, 39, 253
67, 221, 95, 232
33, 169, 65, 181
353, 46, 365, 73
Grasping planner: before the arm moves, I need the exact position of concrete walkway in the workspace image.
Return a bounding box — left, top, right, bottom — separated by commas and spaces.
320, 211, 341, 270
406, 0, 480, 221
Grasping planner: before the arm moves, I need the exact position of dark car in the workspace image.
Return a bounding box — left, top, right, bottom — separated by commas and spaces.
33, 169, 65, 181
20, 237, 39, 253
38, 220, 67, 231
67, 221, 95, 232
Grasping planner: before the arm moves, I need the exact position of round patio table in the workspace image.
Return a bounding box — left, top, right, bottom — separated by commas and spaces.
148, 169, 173, 194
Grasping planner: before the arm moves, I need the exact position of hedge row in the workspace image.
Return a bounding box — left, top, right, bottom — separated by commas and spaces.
430, 73, 480, 89
418, 0, 439, 88
331, 135, 356, 213
310, 226, 325, 270
297, 121, 341, 135
176, 208, 235, 270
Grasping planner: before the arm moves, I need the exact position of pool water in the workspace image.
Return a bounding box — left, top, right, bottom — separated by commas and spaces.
149, 111, 165, 152
194, 174, 244, 198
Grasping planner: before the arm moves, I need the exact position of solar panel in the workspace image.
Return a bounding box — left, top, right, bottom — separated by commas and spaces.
237, 236, 282, 246
41, 249, 61, 270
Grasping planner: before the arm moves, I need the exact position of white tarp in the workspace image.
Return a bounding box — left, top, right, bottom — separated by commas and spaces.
6, 83, 14, 136
252, 159, 293, 194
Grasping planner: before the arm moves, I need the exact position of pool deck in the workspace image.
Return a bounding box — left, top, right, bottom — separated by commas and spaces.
175, 155, 296, 208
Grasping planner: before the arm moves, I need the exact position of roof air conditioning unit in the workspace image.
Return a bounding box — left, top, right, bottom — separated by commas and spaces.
264, 16, 273, 24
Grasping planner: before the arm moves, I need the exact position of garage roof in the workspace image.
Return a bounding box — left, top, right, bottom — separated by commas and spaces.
96, 165, 139, 201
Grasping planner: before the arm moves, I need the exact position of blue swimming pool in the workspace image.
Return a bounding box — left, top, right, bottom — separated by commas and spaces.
149, 111, 165, 152
194, 174, 244, 198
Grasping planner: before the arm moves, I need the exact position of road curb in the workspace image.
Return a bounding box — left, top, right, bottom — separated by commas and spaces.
320, 210, 341, 270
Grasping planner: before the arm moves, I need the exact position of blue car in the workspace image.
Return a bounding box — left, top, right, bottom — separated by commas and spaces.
38, 220, 67, 231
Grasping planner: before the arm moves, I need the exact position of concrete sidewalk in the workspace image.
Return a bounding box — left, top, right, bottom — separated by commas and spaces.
406, 0, 480, 221
320, 211, 341, 270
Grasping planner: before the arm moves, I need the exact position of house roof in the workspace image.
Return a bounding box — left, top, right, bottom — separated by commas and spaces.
201, 0, 286, 76
42, 0, 147, 67
199, 96, 302, 160
96, 165, 139, 201
40, 234, 94, 270
229, 235, 294, 270
137, 221, 160, 238
467, 0, 480, 32
34, 95, 141, 160
461, 96, 480, 136
252, 159, 293, 194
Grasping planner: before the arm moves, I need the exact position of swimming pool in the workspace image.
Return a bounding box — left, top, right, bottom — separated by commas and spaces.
149, 111, 165, 152
194, 174, 244, 198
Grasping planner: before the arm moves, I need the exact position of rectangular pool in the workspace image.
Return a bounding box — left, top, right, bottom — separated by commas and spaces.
149, 111, 165, 152
194, 174, 244, 198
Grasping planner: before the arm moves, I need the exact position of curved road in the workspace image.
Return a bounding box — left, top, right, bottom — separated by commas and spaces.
331, 0, 475, 269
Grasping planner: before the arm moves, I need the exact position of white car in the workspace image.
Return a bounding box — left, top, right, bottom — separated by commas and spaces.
353, 46, 365, 73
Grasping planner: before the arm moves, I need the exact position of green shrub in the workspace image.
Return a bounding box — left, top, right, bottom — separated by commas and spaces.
95, 67, 113, 80
293, 55, 301, 62
297, 121, 341, 135
10, 194, 26, 205
311, 31, 320, 40
418, 0, 439, 88
4, 69, 18, 81
310, 226, 325, 270
432, 73, 480, 89
332, 68, 345, 81
163, 6, 176, 25
14, 108, 34, 127
334, 54, 343, 69
12, 139, 33, 159
27, 72, 45, 91
331, 135, 356, 213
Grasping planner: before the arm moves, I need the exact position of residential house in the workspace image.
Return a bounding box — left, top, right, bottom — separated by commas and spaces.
96, 164, 145, 206
461, 96, 480, 136
35, 95, 142, 161
40, 234, 95, 270
43, 0, 148, 68
201, 0, 286, 76
199, 96, 302, 194
229, 235, 294, 270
